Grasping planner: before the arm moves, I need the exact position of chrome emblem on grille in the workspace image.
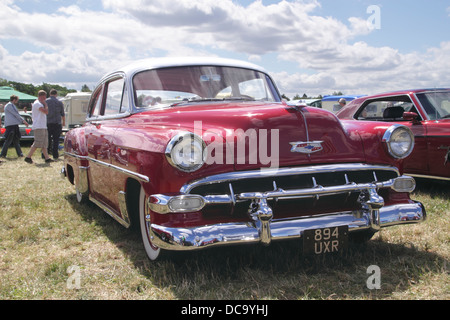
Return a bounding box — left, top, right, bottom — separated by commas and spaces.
290, 141, 324, 154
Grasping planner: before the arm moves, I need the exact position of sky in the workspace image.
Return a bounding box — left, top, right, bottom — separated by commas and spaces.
0, 0, 449, 98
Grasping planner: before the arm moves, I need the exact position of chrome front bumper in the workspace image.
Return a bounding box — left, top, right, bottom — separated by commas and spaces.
147, 165, 425, 251
148, 202, 425, 250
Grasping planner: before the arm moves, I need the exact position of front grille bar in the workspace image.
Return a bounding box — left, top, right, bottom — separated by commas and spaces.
180, 164, 400, 194
204, 178, 397, 204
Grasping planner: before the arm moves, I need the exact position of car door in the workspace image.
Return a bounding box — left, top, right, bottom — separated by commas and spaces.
423, 120, 450, 179
355, 95, 428, 174
85, 77, 125, 209
412, 92, 450, 179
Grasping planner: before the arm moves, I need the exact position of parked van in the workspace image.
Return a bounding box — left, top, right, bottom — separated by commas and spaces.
62, 92, 91, 130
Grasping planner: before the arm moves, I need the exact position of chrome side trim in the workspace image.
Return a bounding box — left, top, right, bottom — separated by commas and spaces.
89, 158, 150, 183
90, 197, 131, 228
78, 166, 89, 194
148, 202, 425, 250
118, 191, 131, 226
64, 152, 88, 160
64, 152, 150, 183
408, 173, 450, 181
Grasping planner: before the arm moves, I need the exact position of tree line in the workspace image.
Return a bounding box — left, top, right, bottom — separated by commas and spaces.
0, 78, 92, 97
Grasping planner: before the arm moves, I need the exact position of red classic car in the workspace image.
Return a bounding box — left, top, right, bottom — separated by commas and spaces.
337, 89, 450, 181
61, 57, 425, 261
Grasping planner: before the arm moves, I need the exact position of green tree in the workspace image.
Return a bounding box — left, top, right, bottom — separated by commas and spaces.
81, 84, 92, 92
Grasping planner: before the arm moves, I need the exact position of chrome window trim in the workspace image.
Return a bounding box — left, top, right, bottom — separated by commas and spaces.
87, 71, 133, 121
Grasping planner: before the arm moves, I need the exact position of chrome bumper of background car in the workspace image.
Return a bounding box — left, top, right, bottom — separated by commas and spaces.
148, 201, 425, 251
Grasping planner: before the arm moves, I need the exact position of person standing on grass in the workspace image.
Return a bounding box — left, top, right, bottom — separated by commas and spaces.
46, 89, 65, 160
0, 95, 29, 159
24, 90, 53, 164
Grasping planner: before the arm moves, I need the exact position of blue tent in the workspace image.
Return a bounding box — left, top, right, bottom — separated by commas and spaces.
321, 95, 366, 112
321, 95, 366, 102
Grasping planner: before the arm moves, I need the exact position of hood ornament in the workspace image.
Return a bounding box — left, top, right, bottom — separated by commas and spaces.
290, 141, 324, 154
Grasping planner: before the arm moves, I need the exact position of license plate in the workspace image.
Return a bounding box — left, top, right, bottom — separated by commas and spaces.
303, 226, 348, 255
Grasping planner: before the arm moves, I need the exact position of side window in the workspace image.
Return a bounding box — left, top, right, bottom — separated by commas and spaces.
120, 84, 129, 113
357, 101, 384, 119
104, 78, 125, 116
24, 115, 33, 125
356, 97, 414, 120
89, 85, 104, 118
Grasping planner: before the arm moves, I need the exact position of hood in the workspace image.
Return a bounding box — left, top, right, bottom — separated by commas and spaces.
135, 102, 366, 170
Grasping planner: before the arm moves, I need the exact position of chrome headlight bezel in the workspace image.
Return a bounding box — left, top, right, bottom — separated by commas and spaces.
382, 125, 415, 159
165, 131, 206, 172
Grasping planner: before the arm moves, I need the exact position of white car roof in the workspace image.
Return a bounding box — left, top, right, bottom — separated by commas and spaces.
102, 57, 269, 81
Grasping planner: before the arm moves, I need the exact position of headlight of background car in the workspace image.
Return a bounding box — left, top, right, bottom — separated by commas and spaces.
165, 131, 206, 172
382, 125, 414, 159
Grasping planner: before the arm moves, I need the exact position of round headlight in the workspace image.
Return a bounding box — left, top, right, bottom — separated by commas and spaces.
165, 132, 206, 172
382, 125, 414, 159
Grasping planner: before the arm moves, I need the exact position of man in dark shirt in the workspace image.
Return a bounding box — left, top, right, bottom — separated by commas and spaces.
46, 89, 65, 159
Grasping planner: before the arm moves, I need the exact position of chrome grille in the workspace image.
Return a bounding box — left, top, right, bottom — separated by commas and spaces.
180, 164, 401, 218
183, 164, 399, 197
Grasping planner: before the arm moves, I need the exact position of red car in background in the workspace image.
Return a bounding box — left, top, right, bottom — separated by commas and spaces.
337, 89, 450, 181
62, 58, 425, 261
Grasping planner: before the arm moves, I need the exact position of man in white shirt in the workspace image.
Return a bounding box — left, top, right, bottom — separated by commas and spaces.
24, 90, 53, 164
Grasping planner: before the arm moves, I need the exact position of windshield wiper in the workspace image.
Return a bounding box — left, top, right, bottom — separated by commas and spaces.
169, 96, 257, 107
223, 96, 255, 101
441, 113, 450, 119
188, 98, 225, 103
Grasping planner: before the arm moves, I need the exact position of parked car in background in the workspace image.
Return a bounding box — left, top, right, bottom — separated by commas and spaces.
0, 111, 34, 141
322, 95, 366, 113
337, 88, 450, 181
287, 98, 322, 108
61, 57, 425, 261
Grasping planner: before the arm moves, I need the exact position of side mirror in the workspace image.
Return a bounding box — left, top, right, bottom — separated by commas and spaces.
403, 112, 420, 123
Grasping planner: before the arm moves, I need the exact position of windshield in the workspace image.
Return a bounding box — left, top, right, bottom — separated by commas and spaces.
132, 65, 280, 109
416, 91, 450, 120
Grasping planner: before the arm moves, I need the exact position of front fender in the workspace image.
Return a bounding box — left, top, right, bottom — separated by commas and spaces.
341, 120, 409, 172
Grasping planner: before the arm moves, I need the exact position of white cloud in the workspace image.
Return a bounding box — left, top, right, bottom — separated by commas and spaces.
0, 0, 448, 96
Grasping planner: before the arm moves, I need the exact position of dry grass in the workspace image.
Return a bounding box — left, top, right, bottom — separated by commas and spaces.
0, 144, 448, 300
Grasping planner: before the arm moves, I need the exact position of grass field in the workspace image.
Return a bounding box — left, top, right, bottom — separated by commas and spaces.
0, 145, 448, 300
